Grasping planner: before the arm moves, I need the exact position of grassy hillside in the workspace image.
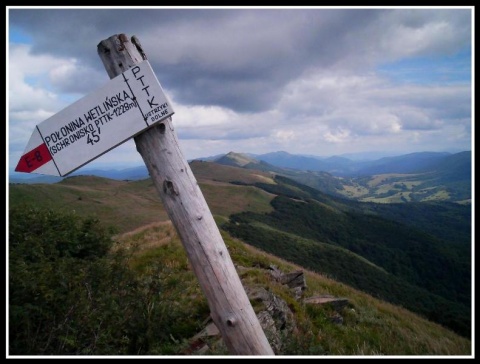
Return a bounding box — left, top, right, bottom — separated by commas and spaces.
223, 175, 471, 337
9, 176, 169, 233
8, 163, 472, 355
8, 207, 471, 356
117, 223, 472, 355
190, 160, 275, 185
9, 166, 274, 234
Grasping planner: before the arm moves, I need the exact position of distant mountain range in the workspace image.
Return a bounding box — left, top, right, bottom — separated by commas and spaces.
9, 150, 471, 204
9, 165, 150, 184
247, 150, 459, 176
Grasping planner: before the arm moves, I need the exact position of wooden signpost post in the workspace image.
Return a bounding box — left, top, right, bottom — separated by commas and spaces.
16, 34, 274, 356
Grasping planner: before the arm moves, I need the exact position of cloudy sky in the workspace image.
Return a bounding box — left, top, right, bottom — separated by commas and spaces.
7, 6, 473, 175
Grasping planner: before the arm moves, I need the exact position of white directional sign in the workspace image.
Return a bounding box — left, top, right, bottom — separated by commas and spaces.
15, 60, 174, 176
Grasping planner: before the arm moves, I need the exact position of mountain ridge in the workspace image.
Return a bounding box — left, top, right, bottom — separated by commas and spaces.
10, 149, 469, 181
9, 150, 471, 204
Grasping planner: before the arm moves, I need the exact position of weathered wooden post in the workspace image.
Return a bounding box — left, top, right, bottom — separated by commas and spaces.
97, 34, 274, 356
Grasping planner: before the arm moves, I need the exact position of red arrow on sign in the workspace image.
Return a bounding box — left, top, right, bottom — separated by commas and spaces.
15, 142, 53, 173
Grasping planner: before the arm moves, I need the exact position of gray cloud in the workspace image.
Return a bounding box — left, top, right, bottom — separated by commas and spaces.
8, 7, 472, 169
10, 8, 471, 114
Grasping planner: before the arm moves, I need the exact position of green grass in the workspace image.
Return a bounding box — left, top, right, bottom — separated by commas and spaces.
190, 160, 275, 185
8, 174, 273, 234
116, 224, 471, 356
199, 182, 274, 217
8, 176, 168, 233
248, 221, 389, 274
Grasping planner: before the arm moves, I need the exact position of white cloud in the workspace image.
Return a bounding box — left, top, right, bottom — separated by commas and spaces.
48, 60, 106, 94
273, 129, 296, 142
371, 9, 471, 62
323, 128, 351, 143
173, 103, 236, 128
8, 44, 64, 114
